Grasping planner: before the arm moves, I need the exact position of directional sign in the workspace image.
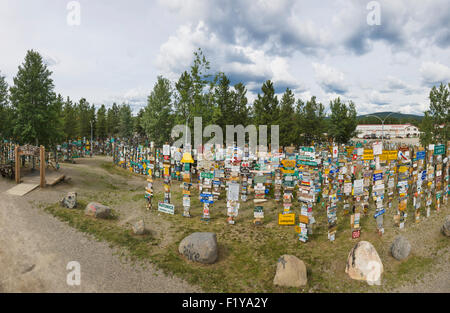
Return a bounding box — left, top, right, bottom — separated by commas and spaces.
434, 144, 445, 155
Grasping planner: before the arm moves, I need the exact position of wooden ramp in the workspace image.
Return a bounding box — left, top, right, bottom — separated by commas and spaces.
5, 183, 39, 196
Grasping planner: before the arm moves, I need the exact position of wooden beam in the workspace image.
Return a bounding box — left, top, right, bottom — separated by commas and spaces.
14, 145, 20, 184
40, 145, 46, 188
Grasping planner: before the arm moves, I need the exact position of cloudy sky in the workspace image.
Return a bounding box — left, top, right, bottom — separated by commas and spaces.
1, 0, 449, 115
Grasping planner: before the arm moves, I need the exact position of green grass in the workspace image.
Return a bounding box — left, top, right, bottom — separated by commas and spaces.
41, 162, 450, 293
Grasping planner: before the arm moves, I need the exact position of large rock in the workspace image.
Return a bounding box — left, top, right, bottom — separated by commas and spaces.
442, 215, 450, 237
132, 220, 145, 235
345, 241, 383, 285
273, 254, 307, 288
61, 192, 77, 209
391, 236, 411, 260
84, 202, 111, 219
178, 232, 218, 264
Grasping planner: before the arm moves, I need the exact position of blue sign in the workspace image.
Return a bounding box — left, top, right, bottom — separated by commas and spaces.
416, 151, 425, 160
421, 170, 427, 180
373, 173, 383, 181
374, 209, 385, 218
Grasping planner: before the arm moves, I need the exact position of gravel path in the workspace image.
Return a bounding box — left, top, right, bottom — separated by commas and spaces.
0, 184, 200, 292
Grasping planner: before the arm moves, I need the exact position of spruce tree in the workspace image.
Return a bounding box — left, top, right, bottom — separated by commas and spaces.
9, 50, 57, 146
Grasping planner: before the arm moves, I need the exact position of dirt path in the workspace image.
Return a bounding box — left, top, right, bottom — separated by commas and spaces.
0, 158, 200, 293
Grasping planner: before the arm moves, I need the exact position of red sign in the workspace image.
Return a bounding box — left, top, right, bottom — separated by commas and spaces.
352, 229, 361, 239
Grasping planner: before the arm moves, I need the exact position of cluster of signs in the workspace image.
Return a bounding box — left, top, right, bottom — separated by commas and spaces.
108, 138, 449, 243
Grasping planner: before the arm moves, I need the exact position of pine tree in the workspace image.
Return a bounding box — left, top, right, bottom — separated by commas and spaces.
62, 97, 77, 140
9, 50, 57, 146
141, 76, 174, 146
232, 82, 250, 126
278, 88, 297, 147
96, 104, 107, 140
328, 98, 357, 144
106, 103, 120, 137
118, 103, 133, 139
0, 71, 12, 138
253, 80, 279, 140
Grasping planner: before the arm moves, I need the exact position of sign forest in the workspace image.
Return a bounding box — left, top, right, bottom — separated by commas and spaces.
111, 139, 450, 243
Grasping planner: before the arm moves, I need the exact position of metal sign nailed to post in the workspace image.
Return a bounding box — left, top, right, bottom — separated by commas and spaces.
158, 202, 175, 215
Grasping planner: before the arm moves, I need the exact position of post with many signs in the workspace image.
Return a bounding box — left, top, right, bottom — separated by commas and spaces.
181, 147, 194, 217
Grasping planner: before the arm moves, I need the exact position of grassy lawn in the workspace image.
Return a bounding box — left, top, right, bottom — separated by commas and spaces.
43, 162, 449, 292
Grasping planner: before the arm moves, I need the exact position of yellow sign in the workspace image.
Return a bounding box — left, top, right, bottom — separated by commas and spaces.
294, 225, 301, 233
281, 160, 296, 168
278, 213, 296, 225
380, 150, 397, 161
347, 147, 354, 156
363, 149, 374, 160
281, 168, 295, 174
299, 215, 309, 224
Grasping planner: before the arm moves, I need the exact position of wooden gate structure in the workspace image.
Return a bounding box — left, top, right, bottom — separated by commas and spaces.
14, 144, 46, 188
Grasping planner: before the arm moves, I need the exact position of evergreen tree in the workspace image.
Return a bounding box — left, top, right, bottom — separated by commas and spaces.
62, 97, 77, 140
253, 80, 279, 141
214, 73, 232, 129
133, 108, 145, 137
47, 94, 65, 145
0, 72, 12, 138
106, 103, 120, 137
118, 103, 133, 139
419, 111, 434, 147
231, 82, 250, 126
96, 104, 107, 140
278, 88, 297, 147
328, 98, 357, 144
141, 76, 174, 146
76, 98, 93, 139
9, 50, 57, 146
297, 96, 326, 145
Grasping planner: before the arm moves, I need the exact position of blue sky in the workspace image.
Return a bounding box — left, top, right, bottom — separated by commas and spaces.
0, 0, 449, 115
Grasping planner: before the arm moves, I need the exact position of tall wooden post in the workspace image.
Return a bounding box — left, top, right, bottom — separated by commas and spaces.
14, 146, 20, 184
40, 145, 46, 188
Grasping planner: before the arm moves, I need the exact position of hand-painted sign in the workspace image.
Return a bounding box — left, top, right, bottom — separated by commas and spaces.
158, 202, 175, 215
278, 213, 296, 225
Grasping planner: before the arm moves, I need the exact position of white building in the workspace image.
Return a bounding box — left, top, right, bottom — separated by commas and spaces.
356, 124, 420, 138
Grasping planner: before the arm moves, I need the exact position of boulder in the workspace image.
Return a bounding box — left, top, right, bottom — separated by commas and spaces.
178, 232, 218, 264
390, 236, 411, 260
442, 215, 450, 237
61, 192, 77, 209
132, 220, 145, 235
84, 202, 111, 219
273, 254, 307, 288
345, 241, 383, 285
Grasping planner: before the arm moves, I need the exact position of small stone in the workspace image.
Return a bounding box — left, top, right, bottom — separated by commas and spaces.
273, 254, 307, 288
345, 241, 383, 285
390, 236, 411, 260
132, 220, 145, 235
61, 192, 77, 209
178, 232, 218, 264
442, 215, 450, 237
84, 202, 111, 219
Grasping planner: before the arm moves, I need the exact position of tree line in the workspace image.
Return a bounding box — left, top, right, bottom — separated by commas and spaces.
0, 48, 447, 148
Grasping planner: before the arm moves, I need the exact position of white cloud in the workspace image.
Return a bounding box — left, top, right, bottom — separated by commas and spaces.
312, 63, 348, 94
420, 61, 450, 86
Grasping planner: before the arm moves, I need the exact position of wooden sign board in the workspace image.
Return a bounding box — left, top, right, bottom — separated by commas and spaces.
278, 213, 296, 225
158, 202, 175, 215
